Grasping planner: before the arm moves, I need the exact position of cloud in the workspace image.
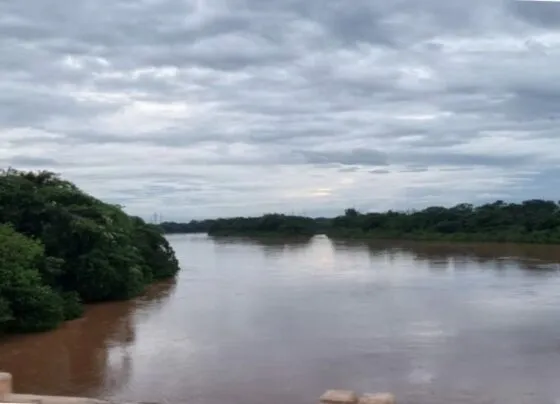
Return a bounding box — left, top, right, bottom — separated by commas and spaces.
510, 0, 560, 27
1, 0, 560, 219
370, 169, 391, 175
300, 148, 388, 166
400, 166, 429, 173
338, 167, 359, 173
5, 155, 60, 168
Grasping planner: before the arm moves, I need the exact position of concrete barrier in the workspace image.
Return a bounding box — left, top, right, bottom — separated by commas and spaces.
320, 390, 359, 404
0, 372, 110, 404
358, 393, 395, 404
3, 372, 398, 404
320, 390, 396, 404
0, 373, 12, 399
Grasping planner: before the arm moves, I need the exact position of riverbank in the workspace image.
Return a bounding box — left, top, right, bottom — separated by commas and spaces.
160, 199, 560, 245
208, 231, 315, 238
326, 230, 560, 244
172, 231, 560, 245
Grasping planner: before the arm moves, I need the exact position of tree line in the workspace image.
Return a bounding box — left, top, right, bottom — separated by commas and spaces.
160, 199, 560, 244
162, 214, 319, 236
0, 169, 180, 333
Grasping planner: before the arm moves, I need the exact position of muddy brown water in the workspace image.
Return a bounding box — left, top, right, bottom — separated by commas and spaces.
2, 234, 560, 404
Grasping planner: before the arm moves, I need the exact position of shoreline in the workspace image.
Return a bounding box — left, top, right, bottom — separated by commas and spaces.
325, 232, 560, 245
164, 232, 560, 246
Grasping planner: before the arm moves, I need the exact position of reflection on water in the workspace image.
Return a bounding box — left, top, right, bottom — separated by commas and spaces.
333, 239, 560, 273
0, 280, 177, 397
2, 235, 560, 404
209, 235, 314, 256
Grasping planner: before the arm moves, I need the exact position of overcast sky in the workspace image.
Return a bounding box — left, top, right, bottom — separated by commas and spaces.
1, 0, 560, 220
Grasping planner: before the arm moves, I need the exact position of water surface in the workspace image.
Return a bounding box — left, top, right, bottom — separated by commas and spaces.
2, 235, 560, 404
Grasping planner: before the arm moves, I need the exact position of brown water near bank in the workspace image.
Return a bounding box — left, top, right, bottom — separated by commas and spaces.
2, 235, 560, 404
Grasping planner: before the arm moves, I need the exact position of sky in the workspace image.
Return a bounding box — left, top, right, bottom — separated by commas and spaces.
1, 0, 560, 220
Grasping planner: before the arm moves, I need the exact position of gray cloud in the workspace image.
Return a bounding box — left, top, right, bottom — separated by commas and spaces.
510, 1, 560, 27
1, 0, 560, 219
370, 169, 391, 175
400, 166, 429, 173
4, 155, 60, 168
338, 166, 359, 173
300, 148, 389, 166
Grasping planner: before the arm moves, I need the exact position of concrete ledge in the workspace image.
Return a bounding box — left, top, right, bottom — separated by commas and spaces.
320, 390, 396, 404
0, 373, 12, 399
320, 390, 358, 404
0, 373, 113, 404
358, 393, 396, 404
5, 394, 109, 404
2, 371, 398, 404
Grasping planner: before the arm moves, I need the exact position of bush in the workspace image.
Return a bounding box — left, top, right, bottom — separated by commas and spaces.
61, 291, 83, 320
0, 169, 181, 333
3, 286, 64, 332
0, 297, 13, 327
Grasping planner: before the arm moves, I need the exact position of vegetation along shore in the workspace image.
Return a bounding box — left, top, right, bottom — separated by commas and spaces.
0, 169, 180, 334
161, 200, 560, 244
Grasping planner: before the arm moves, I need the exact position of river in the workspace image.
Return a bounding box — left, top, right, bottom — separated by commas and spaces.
2, 235, 560, 404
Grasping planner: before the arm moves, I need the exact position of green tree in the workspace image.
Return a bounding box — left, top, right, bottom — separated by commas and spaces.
0, 169, 181, 333
0, 224, 64, 332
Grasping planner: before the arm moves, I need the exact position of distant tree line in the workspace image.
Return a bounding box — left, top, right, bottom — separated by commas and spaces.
328, 201, 560, 243
162, 214, 318, 236
0, 169, 181, 333
160, 200, 560, 244
161, 219, 216, 234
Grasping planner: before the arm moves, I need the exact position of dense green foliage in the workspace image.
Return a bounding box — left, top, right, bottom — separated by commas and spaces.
328, 201, 560, 243
161, 214, 318, 236
0, 224, 63, 332
160, 219, 215, 234
162, 200, 560, 244
0, 169, 180, 333
208, 214, 318, 236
